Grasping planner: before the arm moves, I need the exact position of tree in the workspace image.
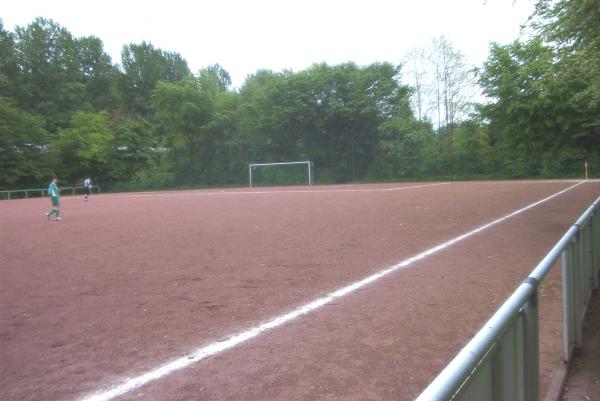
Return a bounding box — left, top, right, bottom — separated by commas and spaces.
0, 98, 48, 188
121, 41, 190, 115
236, 62, 415, 182
450, 120, 493, 176
108, 117, 157, 184
430, 36, 474, 138
534, 0, 600, 102
189, 65, 240, 184
198, 64, 232, 93
532, 0, 600, 168
152, 77, 215, 183
0, 20, 18, 99
477, 38, 594, 176
373, 118, 434, 179
404, 37, 475, 132
76, 36, 120, 111
52, 111, 114, 183
237, 69, 281, 165
13, 18, 85, 131
403, 48, 429, 122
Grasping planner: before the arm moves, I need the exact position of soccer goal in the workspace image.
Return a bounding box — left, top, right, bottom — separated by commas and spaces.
248, 161, 313, 188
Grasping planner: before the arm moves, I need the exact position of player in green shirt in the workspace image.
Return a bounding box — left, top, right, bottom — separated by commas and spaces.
46, 176, 62, 221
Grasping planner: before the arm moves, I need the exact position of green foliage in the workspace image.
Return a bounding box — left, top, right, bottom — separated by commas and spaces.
477, 36, 599, 177
53, 111, 114, 183
534, 0, 600, 104
0, 97, 48, 188
13, 18, 85, 131
0, 21, 18, 99
108, 117, 156, 183
198, 64, 232, 93
237, 62, 415, 182
1, 9, 599, 192
121, 41, 190, 115
373, 118, 434, 179
250, 164, 311, 187
152, 77, 215, 183
130, 152, 175, 190
451, 121, 493, 176
76, 36, 120, 110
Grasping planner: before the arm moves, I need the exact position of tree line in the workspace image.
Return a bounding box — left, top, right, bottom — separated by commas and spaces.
0, 0, 598, 190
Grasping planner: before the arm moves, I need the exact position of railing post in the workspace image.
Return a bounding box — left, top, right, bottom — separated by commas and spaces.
586, 222, 593, 296
522, 289, 539, 401
592, 211, 599, 290
561, 245, 575, 362
575, 230, 584, 348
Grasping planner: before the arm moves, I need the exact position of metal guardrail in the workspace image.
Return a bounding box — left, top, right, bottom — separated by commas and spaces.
0, 186, 100, 200
415, 195, 600, 401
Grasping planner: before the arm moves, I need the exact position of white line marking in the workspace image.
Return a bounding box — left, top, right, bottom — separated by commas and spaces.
79, 181, 585, 401
120, 182, 449, 198
49, 183, 442, 201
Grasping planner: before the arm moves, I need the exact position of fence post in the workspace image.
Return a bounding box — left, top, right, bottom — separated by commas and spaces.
522, 289, 539, 401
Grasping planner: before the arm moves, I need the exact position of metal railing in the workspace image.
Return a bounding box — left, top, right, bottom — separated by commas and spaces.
0, 186, 100, 200
415, 195, 600, 401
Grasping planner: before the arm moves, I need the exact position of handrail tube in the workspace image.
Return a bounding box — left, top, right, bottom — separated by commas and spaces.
529, 196, 600, 282
415, 283, 536, 401
416, 195, 600, 401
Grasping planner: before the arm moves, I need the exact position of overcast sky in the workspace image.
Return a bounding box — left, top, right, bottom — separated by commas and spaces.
3, 0, 534, 88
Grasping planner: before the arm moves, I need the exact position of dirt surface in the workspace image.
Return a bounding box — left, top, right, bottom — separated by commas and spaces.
1, 180, 599, 401
562, 291, 600, 401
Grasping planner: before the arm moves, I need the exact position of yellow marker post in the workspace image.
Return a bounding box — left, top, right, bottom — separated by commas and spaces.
584, 160, 588, 180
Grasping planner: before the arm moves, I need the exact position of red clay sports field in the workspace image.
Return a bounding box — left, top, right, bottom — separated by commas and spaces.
1, 180, 599, 401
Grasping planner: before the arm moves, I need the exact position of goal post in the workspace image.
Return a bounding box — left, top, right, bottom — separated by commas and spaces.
248, 161, 313, 188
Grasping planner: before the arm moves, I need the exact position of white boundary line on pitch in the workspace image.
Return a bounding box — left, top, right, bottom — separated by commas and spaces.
79, 181, 586, 401
51, 183, 443, 201
118, 182, 449, 197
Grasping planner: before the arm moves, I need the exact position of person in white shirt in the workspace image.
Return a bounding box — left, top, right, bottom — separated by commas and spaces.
83, 178, 92, 201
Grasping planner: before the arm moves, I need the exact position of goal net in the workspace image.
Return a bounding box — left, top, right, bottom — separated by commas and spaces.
248, 161, 313, 187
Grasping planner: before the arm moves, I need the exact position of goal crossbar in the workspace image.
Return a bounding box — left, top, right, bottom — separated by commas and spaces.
249, 161, 313, 187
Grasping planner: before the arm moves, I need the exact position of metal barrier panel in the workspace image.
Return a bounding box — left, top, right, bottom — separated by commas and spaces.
460, 315, 526, 401
432, 307, 534, 401
458, 356, 493, 401
416, 195, 600, 401
0, 186, 92, 200
491, 316, 525, 401
561, 243, 576, 361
